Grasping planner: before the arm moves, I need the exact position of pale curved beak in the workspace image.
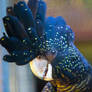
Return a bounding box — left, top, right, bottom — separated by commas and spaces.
29, 57, 53, 81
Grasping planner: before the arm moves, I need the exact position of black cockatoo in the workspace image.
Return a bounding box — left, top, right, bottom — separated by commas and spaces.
0, 0, 92, 92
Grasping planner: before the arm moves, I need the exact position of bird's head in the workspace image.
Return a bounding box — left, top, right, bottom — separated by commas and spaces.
29, 16, 75, 81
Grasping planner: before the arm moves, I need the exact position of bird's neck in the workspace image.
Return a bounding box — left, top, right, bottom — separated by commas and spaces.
51, 72, 92, 92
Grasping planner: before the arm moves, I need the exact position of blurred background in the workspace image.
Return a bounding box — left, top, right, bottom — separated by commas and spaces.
0, 0, 92, 92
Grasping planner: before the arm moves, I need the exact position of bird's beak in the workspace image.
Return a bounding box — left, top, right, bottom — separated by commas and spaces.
29, 57, 53, 81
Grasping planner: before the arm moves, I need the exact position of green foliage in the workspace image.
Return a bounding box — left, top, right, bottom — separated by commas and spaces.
83, 0, 92, 9
75, 41, 92, 65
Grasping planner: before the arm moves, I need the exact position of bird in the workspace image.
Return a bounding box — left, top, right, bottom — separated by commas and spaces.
0, 0, 92, 92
